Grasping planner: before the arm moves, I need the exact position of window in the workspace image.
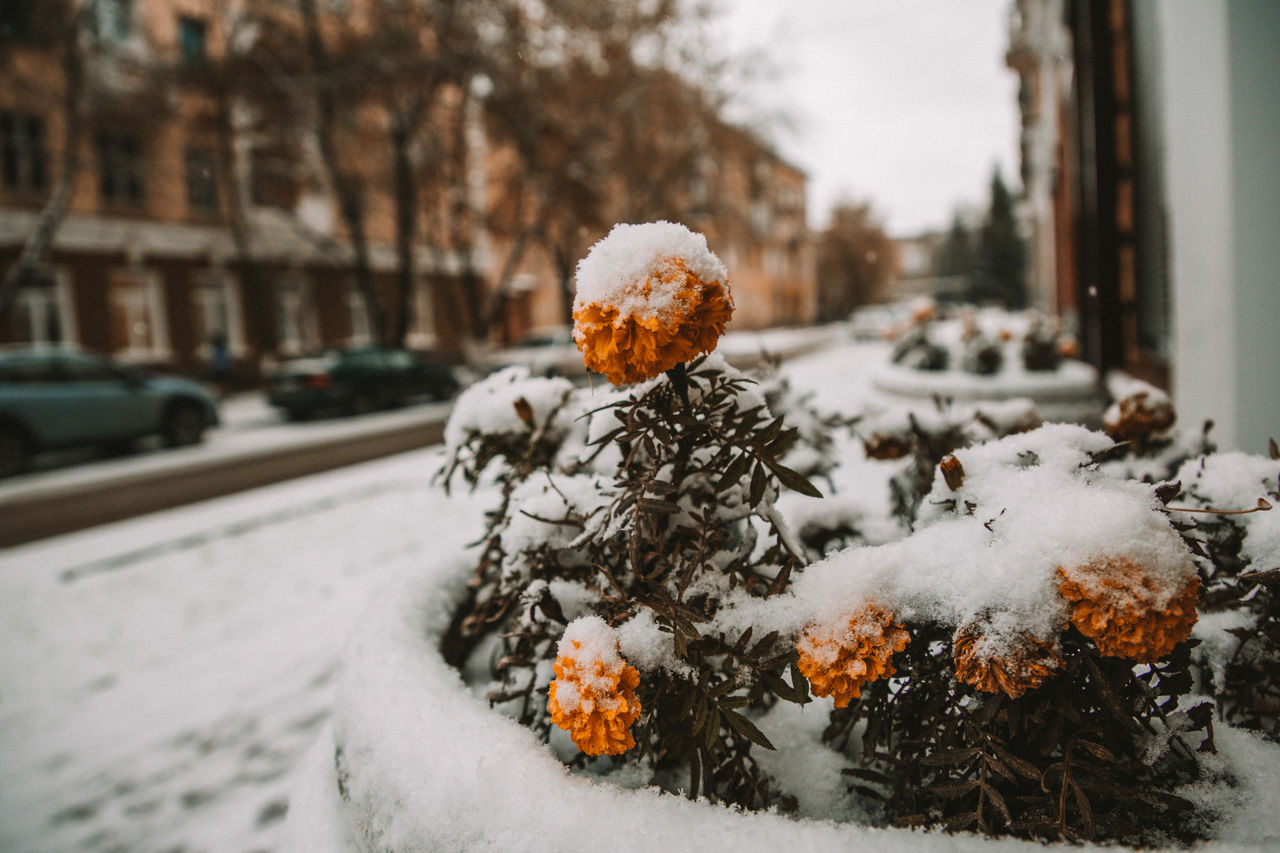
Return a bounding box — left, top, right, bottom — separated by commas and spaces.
0, 0, 38, 43
191, 270, 244, 359
275, 275, 319, 355
178, 15, 206, 65
108, 268, 168, 360
9, 270, 73, 345
0, 111, 48, 194
92, 0, 133, 44
96, 132, 145, 206
405, 280, 438, 349
185, 148, 219, 214
249, 147, 299, 209
347, 284, 373, 346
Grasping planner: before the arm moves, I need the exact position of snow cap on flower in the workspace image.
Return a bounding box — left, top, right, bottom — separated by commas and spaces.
953, 619, 1062, 698
548, 616, 642, 756
1056, 554, 1199, 661
572, 221, 733, 385
796, 602, 910, 708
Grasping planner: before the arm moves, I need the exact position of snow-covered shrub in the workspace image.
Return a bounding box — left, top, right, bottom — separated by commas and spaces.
890, 325, 949, 371
1021, 313, 1064, 372
441, 224, 828, 807
444, 353, 823, 806
422, 223, 1277, 846
959, 312, 1003, 376
1171, 448, 1280, 741
857, 398, 1044, 524
774, 425, 1213, 845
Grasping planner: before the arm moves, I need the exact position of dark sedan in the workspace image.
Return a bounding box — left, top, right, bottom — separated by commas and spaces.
267, 346, 460, 420
0, 346, 221, 478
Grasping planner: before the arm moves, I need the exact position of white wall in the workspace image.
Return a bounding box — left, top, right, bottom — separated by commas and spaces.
1226, 1, 1280, 455
1159, 0, 1280, 454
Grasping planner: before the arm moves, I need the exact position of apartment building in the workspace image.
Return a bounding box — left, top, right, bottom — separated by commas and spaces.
0, 0, 816, 382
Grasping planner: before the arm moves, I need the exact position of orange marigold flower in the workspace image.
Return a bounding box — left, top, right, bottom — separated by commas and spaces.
548, 618, 642, 756
953, 622, 1062, 699
797, 603, 910, 708
572, 222, 733, 385
1056, 556, 1200, 661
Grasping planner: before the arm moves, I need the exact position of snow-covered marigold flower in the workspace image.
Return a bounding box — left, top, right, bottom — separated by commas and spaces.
953, 621, 1062, 699
796, 602, 910, 708
863, 432, 912, 460
1056, 555, 1199, 662
1103, 391, 1176, 444
572, 221, 733, 385
548, 616, 642, 756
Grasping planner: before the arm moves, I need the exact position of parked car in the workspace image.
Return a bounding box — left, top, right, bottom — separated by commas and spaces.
266, 346, 461, 420
0, 346, 221, 478
477, 326, 596, 379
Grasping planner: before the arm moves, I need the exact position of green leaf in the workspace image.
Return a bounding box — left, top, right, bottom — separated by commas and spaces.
704, 706, 721, 751
747, 630, 780, 661
919, 747, 980, 766
762, 673, 805, 704
765, 427, 800, 457
762, 457, 823, 498
749, 463, 766, 507
753, 417, 784, 447
637, 498, 678, 515
722, 709, 776, 751
980, 781, 1012, 826
717, 453, 750, 492
929, 779, 979, 799
789, 662, 810, 699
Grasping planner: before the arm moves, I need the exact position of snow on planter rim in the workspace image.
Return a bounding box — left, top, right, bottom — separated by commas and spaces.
326, 553, 1046, 853
311, 543, 1280, 853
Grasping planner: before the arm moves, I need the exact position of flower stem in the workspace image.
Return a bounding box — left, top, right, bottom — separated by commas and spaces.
667, 362, 690, 409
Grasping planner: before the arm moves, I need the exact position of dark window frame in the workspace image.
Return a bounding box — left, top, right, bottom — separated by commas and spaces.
184, 147, 219, 215
0, 0, 39, 44
96, 131, 146, 207
0, 110, 49, 195
177, 14, 207, 65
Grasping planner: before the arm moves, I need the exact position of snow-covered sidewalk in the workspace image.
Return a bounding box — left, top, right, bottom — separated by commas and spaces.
0, 447, 485, 852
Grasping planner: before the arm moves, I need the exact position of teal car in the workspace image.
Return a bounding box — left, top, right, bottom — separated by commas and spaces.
0, 346, 221, 478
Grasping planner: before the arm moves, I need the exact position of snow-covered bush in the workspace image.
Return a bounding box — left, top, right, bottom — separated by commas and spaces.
417, 223, 1279, 847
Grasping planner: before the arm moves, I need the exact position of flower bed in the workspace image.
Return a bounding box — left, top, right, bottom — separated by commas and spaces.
286, 225, 1280, 851
285, 497, 1280, 851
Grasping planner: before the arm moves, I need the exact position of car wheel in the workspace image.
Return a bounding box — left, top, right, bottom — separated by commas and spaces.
283, 407, 312, 422
163, 402, 207, 447
0, 425, 31, 478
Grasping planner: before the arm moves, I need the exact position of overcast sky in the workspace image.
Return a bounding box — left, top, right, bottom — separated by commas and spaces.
715, 0, 1021, 236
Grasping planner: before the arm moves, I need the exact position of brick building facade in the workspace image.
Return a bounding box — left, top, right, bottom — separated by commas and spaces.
0, 0, 815, 383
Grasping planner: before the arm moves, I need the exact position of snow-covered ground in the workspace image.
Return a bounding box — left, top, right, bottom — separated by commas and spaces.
0, 445, 487, 852
0, 328, 859, 852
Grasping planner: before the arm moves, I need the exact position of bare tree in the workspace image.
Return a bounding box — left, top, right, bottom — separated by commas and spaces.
816, 201, 899, 321
0, 0, 85, 318
481, 0, 725, 329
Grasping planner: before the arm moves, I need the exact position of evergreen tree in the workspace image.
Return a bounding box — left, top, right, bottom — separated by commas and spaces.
970, 169, 1028, 308
933, 213, 976, 299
